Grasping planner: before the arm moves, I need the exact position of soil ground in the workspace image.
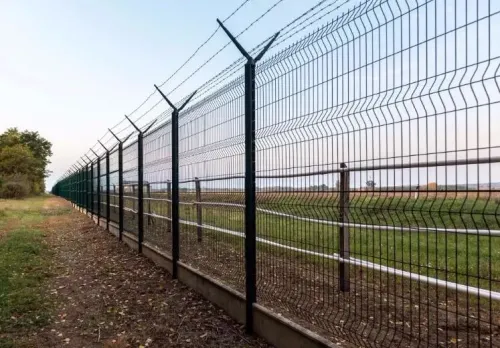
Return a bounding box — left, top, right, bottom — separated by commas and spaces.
0, 196, 271, 348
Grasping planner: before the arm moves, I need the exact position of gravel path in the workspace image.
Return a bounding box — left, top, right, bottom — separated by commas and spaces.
31, 197, 271, 348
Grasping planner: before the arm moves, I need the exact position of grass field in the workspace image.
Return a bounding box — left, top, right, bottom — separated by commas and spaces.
135, 192, 500, 291
0, 196, 60, 348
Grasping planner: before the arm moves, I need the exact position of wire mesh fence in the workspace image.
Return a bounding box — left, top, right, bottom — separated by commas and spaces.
109, 149, 120, 224
52, 0, 500, 346
123, 141, 139, 235
143, 123, 173, 252
99, 156, 107, 222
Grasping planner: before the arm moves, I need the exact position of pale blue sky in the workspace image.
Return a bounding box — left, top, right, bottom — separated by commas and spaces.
0, 0, 322, 189
1, 0, 499, 191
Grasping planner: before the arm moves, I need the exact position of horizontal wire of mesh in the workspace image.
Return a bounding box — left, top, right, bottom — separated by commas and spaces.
178, 76, 246, 294
254, 0, 500, 346
143, 122, 173, 253
123, 140, 139, 235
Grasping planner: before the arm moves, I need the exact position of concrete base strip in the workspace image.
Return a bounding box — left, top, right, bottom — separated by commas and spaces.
78, 206, 338, 348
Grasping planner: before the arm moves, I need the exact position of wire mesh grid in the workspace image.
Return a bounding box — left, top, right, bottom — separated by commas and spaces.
123, 140, 139, 235
52, 0, 500, 346
252, 0, 500, 346
92, 161, 99, 216
177, 76, 247, 293
109, 149, 120, 224
99, 156, 107, 221
142, 122, 173, 252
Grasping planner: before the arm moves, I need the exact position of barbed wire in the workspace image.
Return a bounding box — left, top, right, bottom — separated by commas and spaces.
65, 0, 360, 178
157, 0, 252, 89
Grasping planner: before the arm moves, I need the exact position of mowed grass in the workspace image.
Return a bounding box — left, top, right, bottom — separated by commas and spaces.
0, 196, 56, 347
141, 192, 500, 290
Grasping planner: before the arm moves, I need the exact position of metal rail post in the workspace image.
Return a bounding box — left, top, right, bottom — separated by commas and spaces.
217, 19, 279, 334
89, 159, 94, 220
125, 116, 157, 253
339, 163, 350, 292
154, 85, 197, 279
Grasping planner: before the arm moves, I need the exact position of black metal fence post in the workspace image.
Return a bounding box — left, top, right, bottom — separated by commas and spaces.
75, 168, 79, 208
79, 166, 83, 209
217, 19, 279, 334
339, 163, 350, 292
125, 117, 157, 254
118, 144, 123, 240
90, 160, 94, 220
78, 163, 83, 210
73, 167, 77, 206
106, 152, 110, 230
97, 160, 101, 226
86, 163, 90, 214
138, 133, 144, 252
154, 85, 197, 279
244, 61, 257, 332
76, 167, 79, 207
74, 168, 78, 208
171, 110, 179, 276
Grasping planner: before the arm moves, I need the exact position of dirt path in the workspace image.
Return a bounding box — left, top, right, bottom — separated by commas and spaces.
27, 197, 270, 348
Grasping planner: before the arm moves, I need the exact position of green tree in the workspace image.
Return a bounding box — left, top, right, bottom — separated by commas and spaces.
0, 128, 52, 195
0, 144, 37, 176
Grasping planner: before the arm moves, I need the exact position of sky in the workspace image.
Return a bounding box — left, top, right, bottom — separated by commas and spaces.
1, 0, 499, 191
0, 0, 324, 190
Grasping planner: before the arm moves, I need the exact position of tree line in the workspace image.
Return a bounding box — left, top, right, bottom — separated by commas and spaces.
0, 128, 52, 198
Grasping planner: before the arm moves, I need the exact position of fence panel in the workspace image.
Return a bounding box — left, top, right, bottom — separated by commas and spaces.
178, 77, 247, 293
253, 0, 500, 346
92, 162, 99, 216
99, 156, 107, 221
143, 123, 173, 252
123, 140, 139, 235
109, 149, 120, 224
